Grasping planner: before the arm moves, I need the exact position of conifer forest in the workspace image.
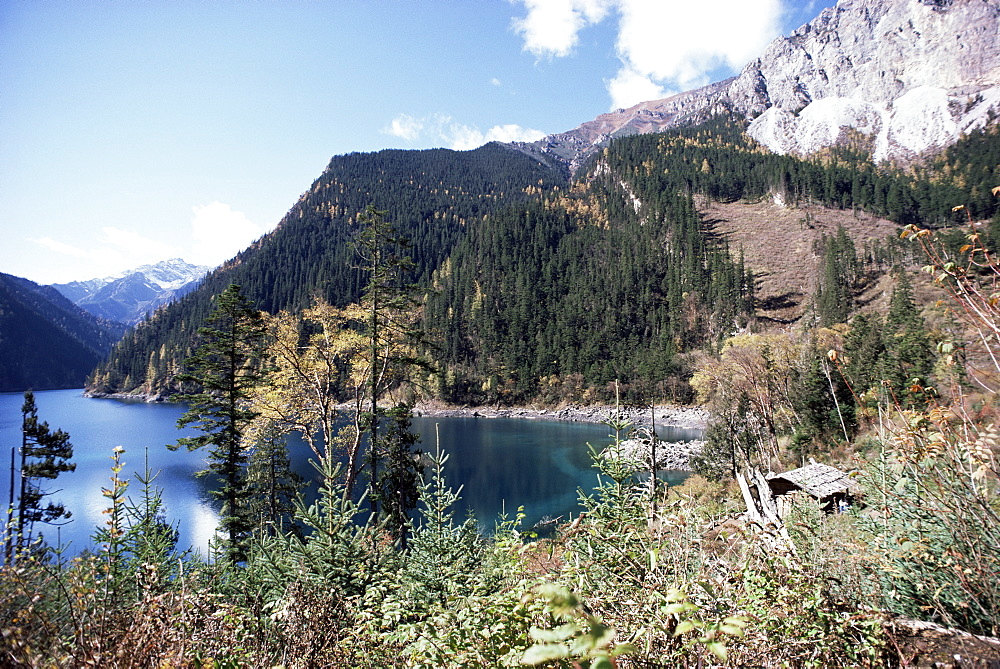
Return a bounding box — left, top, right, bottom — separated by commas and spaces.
3, 116, 1000, 666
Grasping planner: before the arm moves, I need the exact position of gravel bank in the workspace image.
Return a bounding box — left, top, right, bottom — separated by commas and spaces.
605, 438, 705, 472
412, 402, 708, 430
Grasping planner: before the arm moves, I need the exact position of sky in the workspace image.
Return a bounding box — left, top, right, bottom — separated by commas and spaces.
0, 0, 834, 285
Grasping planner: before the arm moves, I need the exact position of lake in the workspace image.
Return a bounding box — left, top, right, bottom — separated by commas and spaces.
1, 389, 699, 557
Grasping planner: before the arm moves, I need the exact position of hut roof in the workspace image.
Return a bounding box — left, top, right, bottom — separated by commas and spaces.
767, 463, 854, 499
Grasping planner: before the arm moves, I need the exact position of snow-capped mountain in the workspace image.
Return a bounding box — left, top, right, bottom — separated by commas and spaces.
50, 258, 209, 325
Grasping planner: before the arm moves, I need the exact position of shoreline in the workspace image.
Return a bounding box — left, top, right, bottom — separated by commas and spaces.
85, 390, 174, 403
84, 391, 709, 432
412, 401, 708, 430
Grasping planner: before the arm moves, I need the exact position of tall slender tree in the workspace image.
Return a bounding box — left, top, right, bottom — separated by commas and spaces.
368, 404, 422, 549
813, 227, 860, 327
172, 284, 267, 563
351, 205, 424, 522
246, 420, 302, 537
7, 391, 75, 560
883, 271, 935, 407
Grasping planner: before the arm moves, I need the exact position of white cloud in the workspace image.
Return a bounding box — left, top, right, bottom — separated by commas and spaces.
512, 0, 612, 58
445, 123, 488, 151
485, 124, 547, 144
31, 227, 182, 280
189, 202, 264, 268
33, 236, 90, 259
101, 226, 178, 260
385, 113, 424, 141
491, 77, 503, 87
383, 113, 546, 150
442, 119, 548, 150
25, 208, 260, 283
512, 0, 785, 109
607, 67, 669, 111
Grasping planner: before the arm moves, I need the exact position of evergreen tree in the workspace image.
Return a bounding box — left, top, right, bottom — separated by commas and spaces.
792, 346, 852, 455
367, 404, 423, 549
91, 447, 181, 605
404, 444, 483, 608
7, 391, 75, 560
172, 284, 267, 563
844, 312, 887, 399
351, 205, 425, 519
883, 271, 935, 407
246, 421, 303, 537
813, 227, 859, 327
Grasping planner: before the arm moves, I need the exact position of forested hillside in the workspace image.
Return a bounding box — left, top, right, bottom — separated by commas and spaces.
15, 116, 1000, 669
423, 156, 753, 404
88, 143, 564, 395
0, 274, 125, 391
88, 117, 1000, 401
422, 117, 1000, 403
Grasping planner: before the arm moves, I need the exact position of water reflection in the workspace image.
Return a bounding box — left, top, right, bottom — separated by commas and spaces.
1, 390, 699, 556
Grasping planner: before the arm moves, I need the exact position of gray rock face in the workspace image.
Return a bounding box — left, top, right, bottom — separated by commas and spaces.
514, 0, 1000, 171
605, 438, 705, 472
741, 0, 1000, 161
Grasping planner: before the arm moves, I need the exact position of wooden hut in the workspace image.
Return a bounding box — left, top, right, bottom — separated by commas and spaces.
766, 463, 855, 517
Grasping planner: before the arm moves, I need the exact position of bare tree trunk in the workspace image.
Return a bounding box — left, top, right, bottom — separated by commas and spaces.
4, 447, 14, 563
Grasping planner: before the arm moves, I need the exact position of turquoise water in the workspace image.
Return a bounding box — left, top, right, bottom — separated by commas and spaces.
1, 389, 698, 556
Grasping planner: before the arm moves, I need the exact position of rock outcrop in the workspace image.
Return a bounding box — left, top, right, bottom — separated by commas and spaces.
513, 0, 1000, 171
605, 438, 705, 472
740, 0, 1000, 162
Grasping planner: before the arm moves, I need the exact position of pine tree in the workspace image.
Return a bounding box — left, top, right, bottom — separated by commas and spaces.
246, 421, 303, 537
792, 346, 852, 455
844, 312, 887, 398
172, 284, 267, 563
368, 404, 423, 549
350, 205, 425, 519
813, 227, 859, 326
883, 271, 935, 407
7, 391, 76, 560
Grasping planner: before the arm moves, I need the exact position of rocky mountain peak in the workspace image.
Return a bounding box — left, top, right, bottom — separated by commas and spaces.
515, 0, 1000, 171
739, 0, 1000, 161
50, 258, 209, 325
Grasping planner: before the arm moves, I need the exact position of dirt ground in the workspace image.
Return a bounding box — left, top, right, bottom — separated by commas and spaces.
889, 619, 1000, 668
699, 198, 903, 323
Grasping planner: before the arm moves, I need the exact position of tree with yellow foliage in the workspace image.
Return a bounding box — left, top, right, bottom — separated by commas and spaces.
690, 334, 802, 478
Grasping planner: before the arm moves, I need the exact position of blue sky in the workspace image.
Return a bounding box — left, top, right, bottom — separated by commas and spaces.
1, 0, 833, 285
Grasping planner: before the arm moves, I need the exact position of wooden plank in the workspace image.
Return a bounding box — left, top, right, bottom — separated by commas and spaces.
736, 471, 761, 524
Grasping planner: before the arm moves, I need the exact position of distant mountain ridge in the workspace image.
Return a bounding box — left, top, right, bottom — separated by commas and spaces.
0, 273, 126, 391
51, 258, 209, 325
514, 0, 1000, 171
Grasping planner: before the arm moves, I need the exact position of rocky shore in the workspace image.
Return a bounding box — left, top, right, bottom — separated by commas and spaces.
83, 393, 709, 454
412, 402, 708, 430
85, 390, 172, 403
412, 402, 706, 471
605, 437, 705, 472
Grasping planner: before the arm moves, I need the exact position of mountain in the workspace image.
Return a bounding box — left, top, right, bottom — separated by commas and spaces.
51, 259, 209, 325
87, 0, 1000, 402
515, 0, 1000, 172
88, 143, 567, 396
0, 273, 127, 391
89, 112, 1000, 401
